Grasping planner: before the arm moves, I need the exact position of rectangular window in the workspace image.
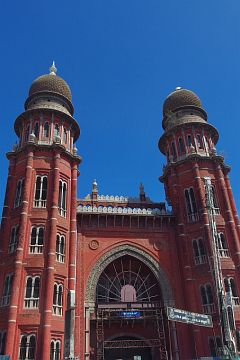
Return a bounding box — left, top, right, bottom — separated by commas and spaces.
1, 274, 13, 306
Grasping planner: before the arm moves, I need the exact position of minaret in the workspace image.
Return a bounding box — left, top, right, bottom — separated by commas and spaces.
158, 88, 240, 357
0, 63, 81, 359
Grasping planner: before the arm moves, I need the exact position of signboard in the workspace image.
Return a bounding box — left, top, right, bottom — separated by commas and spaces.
0, 356, 10, 360
119, 311, 141, 318
167, 307, 213, 328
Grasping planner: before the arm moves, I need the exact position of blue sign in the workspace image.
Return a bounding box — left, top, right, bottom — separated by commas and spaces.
0, 356, 10, 360
119, 311, 141, 318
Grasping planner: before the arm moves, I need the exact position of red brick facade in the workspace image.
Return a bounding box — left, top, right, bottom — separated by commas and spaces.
0, 68, 240, 360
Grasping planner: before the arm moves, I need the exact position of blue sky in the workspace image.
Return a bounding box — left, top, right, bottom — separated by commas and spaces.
0, 0, 240, 210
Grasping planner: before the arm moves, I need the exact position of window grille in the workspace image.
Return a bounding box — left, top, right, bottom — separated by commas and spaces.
19, 334, 36, 360
1, 274, 13, 307
56, 234, 65, 263
50, 340, 61, 360
9, 225, 19, 253
24, 276, 40, 308
29, 226, 44, 254
14, 179, 24, 208
53, 283, 63, 316
34, 176, 47, 208
58, 180, 67, 217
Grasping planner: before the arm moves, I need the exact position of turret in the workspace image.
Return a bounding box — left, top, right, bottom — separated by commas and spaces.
0, 63, 81, 359
158, 87, 240, 357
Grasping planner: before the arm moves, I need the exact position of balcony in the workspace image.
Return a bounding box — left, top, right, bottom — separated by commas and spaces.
53, 304, 63, 316
218, 249, 230, 258
29, 245, 43, 254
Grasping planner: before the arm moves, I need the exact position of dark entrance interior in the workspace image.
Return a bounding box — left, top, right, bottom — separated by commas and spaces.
104, 336, 152, 360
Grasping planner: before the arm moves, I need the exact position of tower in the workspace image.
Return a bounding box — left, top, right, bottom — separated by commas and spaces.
159, 87, 240, 357
0, 63, 81, 359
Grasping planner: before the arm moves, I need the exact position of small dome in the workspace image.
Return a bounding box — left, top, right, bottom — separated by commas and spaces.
29, 73, 72, 102
163, 88, 202, 116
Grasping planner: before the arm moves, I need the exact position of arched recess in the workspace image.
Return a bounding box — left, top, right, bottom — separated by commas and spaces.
85, 244, 174, 307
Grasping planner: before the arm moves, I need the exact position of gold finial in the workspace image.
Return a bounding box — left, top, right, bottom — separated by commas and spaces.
49, 61, 57, 75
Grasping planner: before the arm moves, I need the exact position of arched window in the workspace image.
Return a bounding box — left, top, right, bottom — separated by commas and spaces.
187, 134, 192, 147
171, 142, 177, 160
225, 277, 239, 305
34, 122, 39, 138
1, 273, 13, 306
200, 284, 215, 314
25, 125, 30, 142
178, 137, 185, 155
196, 134, 203, 149
14, 178, 24, 208
58, 180, 67, 217
34, 175, 48, 208
56, 234, 65, 263
54, 124, 59, 138
184, 188, 198, 222
217, 233, 229, 257
193, 238, 206, 264
30, 226, 44, 254
24, 276, 40, 308
9, 224, 19, 253
19, 334, 36, 360
0, 331, 6, 355
43, 122, 49, 137
53, 283, 63, 316
63, 128, 67, 144
50, 340, 61, 360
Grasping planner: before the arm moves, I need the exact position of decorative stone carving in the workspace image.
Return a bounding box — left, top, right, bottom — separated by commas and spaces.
89, 240, 99, 250
84, 244, 174, 306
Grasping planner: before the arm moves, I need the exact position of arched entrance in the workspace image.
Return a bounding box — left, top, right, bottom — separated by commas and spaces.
85, 248, 172, 360
104, 336, 152, 360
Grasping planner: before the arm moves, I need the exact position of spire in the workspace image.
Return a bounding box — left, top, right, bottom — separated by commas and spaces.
49, 61, 57, 75
139, 182, 146, 202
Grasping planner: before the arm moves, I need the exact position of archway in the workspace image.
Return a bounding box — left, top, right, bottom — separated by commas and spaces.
85, 246, 173, 360
104, 335, 152, 360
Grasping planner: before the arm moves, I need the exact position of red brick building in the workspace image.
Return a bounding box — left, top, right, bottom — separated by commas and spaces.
1, 64, 240, 360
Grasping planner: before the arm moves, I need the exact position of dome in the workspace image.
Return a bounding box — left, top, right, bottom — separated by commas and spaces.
163, 87, 202, 117
29, 63, 72, 102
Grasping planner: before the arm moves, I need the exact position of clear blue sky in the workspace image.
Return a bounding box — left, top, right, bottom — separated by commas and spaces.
1, 1, 240, 211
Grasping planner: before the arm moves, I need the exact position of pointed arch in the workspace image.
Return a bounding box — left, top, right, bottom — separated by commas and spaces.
85, 244, 174, 306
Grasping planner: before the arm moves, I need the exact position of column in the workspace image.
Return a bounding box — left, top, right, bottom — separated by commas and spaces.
40, 150, 60, 358
5, 149, 34, 356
